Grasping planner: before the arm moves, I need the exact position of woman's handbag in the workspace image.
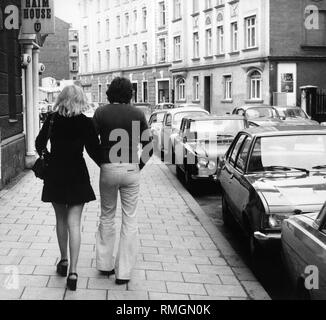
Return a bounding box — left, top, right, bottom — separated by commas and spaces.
32, 114, 56, 180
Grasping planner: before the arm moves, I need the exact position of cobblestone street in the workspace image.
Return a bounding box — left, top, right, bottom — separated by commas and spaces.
0, 157, 270, 300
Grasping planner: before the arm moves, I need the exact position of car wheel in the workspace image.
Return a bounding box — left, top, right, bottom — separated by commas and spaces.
222, 196, 233, 228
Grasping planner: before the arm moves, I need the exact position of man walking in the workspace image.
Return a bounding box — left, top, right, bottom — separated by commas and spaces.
93, 77, 153, 284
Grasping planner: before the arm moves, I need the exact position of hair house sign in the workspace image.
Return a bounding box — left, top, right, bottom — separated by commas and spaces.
23, 0, 52, 20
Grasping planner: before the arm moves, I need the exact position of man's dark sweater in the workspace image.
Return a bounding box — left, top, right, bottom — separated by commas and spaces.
93, 104, 153, 170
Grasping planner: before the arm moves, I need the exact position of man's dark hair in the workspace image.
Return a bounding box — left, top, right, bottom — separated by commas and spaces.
107, 77, 133, 104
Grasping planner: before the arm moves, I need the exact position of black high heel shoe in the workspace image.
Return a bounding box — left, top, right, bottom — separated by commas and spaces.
56, 259, 68, 277
67, 273, 78, 291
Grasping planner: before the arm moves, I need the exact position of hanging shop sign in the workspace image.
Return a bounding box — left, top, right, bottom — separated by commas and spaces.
21, 0, 55, 34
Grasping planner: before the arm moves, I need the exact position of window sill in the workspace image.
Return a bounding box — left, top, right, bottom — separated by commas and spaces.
172, 17, 182, 23
176, 100, 186, 103
215, 4, 225, 9
173, 59, 183, 64
244, 99, 264, 104
158, 25, 166, 31
204, 56, 214, 60
141, 30, 148, 34
192, 100, 201, 104
9, 119, 18, 124
229, 51, 240, 56
228, 0, 239, 5
203, 8, 213, 13
192, 57, 200, 62
242, 46, 259, 53
215, 53, 225, 58
221, 99, 233, 104
191, 12, 200, 17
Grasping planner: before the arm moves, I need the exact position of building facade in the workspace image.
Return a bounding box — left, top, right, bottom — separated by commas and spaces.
69, 28, 80, 80
170, 0, 326, 115
39, 17, 70, 83
78, 0, 173, 105
0, 0, 25, 189
78, 0, 326, 113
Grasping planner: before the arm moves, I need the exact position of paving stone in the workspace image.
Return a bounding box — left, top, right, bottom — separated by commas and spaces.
166, 282, 207, 295
162, 263, 198, 273
158, 248, 191, 256
176, 255, 211, 265
220, 275, 241, 286
1, 275, 49, 288
205, 284, 247, 298
197, 265, 234, 276
128, 279, 167, 293
88, 277, 127, 291
146, 271, 184, 282
183, 273, 221, 285
0, 256, 22, 265
135, 261, 163, 271
0, 288, 24, 300
8, 249, 43, 258
20, 257, 57, 266
65, 289, 107, 300
107, 290, 150, 300
48, 276, 88, 289
143, 254, 177, 263
21, 287, 65, 300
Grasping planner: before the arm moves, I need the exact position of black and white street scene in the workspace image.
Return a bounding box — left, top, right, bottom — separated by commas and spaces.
0, 0, 326, 303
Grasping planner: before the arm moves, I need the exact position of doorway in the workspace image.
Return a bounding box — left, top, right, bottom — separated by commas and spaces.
204, 76, 211, 113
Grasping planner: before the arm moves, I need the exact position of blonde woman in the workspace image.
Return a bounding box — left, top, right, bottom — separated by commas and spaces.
35, 85, 101, 291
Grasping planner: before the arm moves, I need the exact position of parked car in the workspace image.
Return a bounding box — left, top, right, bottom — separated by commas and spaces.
153, 103, 175, 111
232, 105, 283, 127
148, 111, 168, 153
160, 107, 210, 161
282, 203, 326, 300
273, 106, 319, 125
174, 115, 248, 190
218, 125, 326, 258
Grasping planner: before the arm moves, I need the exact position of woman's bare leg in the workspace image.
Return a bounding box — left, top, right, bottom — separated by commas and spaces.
52, 203, 68, 263
67, 204, 84, 278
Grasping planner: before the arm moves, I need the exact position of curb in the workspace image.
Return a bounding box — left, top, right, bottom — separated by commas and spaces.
159, 164, 271, 301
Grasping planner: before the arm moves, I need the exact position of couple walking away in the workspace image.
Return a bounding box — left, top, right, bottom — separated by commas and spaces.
35, 78, 153, 291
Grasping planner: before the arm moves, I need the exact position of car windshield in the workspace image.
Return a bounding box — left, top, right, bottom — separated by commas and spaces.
173, 111, 207, 126
278, 108, 308, 119
190, 120, 245, 141
245, 107, 278, 119
248, 135, 326, 173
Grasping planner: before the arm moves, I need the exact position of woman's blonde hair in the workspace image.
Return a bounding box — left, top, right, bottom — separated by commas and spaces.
54, 85, 89, 117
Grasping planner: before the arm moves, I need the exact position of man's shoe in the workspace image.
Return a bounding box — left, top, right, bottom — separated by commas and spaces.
100, 270, 115, 277
115, 279, 130, 285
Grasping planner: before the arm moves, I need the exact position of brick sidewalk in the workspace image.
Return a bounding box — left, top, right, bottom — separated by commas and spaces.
0, 157, 270, 300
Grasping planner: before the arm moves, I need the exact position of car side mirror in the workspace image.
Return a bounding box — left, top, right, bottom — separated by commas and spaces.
280, 116, 286, 121
183, 137, 187, 144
